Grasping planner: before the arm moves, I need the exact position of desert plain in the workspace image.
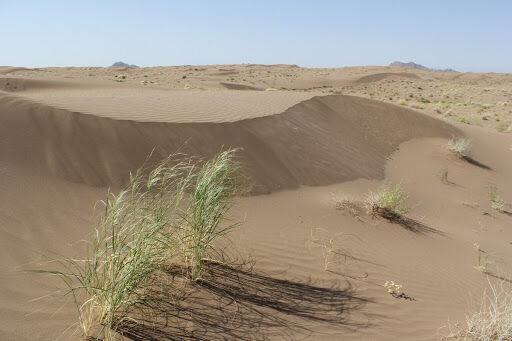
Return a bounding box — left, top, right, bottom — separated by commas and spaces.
0, 64, 511, 340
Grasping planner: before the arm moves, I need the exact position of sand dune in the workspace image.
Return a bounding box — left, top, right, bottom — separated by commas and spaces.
0, 66, 511, 340
0, 79, 319, 122
0, 90, 459, 193
0, 67, 28, 75
355, 72, 421, 83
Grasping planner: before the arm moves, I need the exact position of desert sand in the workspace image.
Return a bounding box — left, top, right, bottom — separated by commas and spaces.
0, 64, 511, 340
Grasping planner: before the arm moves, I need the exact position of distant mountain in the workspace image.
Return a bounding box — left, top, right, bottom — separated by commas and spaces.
110, 61, 139, 68
390, 61, 458, 73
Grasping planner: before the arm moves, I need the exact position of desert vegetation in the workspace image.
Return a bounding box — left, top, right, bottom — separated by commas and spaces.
443, 278, 512, 340
33, 150, 241, 340
473, 243, 493, 273
440, 168, 450, 184
365, 181, 411, 219
449, 137, 473, 159
489, 186, 506, 213
310, 228, 350, 271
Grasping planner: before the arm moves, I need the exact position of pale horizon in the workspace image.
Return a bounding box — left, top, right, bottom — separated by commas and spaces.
1, 0, 511, 73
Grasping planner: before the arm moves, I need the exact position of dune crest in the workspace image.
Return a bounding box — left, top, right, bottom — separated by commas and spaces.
0, 92, 459, 194
355, 72, 421, 83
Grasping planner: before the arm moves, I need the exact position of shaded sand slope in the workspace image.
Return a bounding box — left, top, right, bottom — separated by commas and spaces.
355, 72, 421, 83
0, 93, 460, 194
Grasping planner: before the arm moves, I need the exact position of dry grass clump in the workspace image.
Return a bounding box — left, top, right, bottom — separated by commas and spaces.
440, 168, 450, 184
335, 198, 363, 221
449, 137, 473, 158
473, 243, 493, 273
33, 150, 241, 340
443, 278, 512, 340
489, 186, 506, 213
365, 181, 411, 218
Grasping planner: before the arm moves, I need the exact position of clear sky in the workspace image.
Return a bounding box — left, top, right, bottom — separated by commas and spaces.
1, 0, 511, 72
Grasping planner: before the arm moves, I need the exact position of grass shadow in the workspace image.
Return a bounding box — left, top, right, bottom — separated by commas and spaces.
374, 208, 446, 236
485, 272, 512, 284
462, 156, 492, 170
114, 261, 370, 340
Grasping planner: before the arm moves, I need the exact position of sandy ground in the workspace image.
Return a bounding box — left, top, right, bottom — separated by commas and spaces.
0, 64, 511, 340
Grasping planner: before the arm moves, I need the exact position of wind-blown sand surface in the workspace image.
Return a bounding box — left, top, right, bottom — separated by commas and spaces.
0, 65, 511, 340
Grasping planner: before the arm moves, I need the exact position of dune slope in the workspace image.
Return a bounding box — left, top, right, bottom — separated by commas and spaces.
0, 93, 459, 194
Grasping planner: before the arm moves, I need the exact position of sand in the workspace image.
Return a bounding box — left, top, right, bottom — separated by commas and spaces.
0, 65, 511, 340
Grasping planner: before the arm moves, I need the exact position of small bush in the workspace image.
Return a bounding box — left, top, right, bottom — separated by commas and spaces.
443, 278, 512, 340
449, 137, 473, 158
365, 181, 411, 218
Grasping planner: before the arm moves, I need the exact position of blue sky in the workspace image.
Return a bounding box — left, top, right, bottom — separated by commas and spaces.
1, 0, 511, 72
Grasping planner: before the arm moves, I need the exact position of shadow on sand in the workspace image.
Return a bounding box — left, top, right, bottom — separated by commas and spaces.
114, 261, 370, 340
462, 156, 492, 170
373, 208, 446, 236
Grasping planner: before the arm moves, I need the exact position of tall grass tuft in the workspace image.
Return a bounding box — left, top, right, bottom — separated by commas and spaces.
181, 149, 241, 280
365, 181, 411, 218
32, 150, 240, 340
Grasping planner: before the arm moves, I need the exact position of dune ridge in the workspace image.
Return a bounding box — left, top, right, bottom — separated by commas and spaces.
355, 72, 421, 84
0, 92, 460, 194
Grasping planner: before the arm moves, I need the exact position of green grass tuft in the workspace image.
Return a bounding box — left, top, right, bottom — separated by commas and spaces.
32, 150, 241, 340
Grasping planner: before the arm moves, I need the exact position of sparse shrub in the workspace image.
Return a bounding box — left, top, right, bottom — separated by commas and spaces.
473, 243, 492, 273
310, 228, 351, 271
443, 278, 512, 340
489, 186, 506, 212
365, 181, 411, 218
496, 123, 512, 133
449, 137, 473, 158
